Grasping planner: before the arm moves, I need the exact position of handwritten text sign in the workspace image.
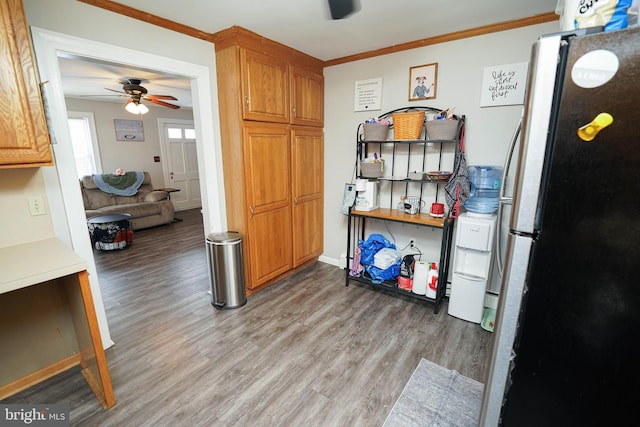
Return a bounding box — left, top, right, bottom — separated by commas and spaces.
354, 78, 383, 111
480, 62, 528, 107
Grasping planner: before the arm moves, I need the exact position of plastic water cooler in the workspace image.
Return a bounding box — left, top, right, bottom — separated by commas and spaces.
448, 212, 496, 323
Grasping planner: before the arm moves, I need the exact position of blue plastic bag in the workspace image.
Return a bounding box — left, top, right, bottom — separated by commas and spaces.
359, 234, 395, 265
358, 234, 401, 284
364, 263, 400, 284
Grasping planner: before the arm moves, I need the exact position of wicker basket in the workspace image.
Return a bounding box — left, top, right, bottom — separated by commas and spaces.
360, 159, 384, 178
362, 123, 389, 141
426, 119, 459, 140
392, 111, 425, 140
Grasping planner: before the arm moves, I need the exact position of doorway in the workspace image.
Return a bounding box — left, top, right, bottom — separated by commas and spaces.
30, 27, 225, 347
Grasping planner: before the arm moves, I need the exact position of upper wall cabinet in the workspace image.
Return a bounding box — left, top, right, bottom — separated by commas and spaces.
290, 66, 324, 127
241, 48, 290, 123
215, 26, 324, 128
0, 0, 53, 169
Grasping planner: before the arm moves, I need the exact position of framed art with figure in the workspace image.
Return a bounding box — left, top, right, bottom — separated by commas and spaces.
409, 63, 438, 101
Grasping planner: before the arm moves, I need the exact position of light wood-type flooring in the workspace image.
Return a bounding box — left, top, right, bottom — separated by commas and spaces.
4, 208, 491, 426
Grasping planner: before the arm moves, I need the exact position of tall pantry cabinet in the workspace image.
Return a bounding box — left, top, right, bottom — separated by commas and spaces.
213, 26, 324, 293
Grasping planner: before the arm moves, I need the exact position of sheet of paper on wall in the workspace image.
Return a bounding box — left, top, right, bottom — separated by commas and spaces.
480, 62, 529, 107
354, 77, 382, 112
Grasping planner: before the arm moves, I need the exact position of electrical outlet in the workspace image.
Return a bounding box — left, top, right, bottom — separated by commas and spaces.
410, 240, 414, 247
28, 196, 46, 216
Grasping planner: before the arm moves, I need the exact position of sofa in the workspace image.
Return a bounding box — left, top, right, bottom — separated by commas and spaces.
80, 172, 174, 230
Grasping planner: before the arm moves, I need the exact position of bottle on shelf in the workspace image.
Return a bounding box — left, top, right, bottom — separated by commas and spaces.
426, 262, 438, 299
412, 261, 429, 295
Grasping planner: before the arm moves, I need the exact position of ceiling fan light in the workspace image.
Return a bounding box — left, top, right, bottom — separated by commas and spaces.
125, 100, 149, 115
125, 101, 140, 114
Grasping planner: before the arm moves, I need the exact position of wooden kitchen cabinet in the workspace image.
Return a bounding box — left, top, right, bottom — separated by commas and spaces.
214, 26, 324, 292
290, 66, 324, 127
241, 48, 290, 123
291, 126, 324, 266
0, 0, 53, 168
242, 123, 292, 288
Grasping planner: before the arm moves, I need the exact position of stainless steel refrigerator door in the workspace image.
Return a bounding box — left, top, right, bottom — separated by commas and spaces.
479, 33, 563, 427
499, 25, 640, 425
479, 233, 533, 427
509, 34, 562, 235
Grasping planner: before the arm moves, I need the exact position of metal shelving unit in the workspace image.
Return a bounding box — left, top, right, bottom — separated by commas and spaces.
345, 106, 465, 313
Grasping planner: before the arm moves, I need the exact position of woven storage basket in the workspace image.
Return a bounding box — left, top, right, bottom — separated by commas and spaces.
426, 119, 459, 140
360, 159, 384, 178
392, 111, 425, 140
362, 123, 389, 141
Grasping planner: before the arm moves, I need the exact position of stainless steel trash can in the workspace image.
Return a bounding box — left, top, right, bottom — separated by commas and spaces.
205, 232, 246, 309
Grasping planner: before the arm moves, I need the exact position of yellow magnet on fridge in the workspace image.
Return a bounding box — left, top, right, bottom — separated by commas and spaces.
577, 112, 613, 142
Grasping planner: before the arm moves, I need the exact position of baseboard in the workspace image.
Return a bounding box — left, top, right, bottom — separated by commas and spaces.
318, 255, 340, 267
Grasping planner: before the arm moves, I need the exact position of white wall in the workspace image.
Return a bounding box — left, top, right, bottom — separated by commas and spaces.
321, 21, 559, 269
0, 169, 55, 249
65, 98, 194, 187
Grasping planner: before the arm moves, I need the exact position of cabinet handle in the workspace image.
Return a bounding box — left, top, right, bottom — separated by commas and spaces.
249, 206, 254, 218
292, 105, 296, 115
293, 196, 298, 207
245, 96, 250, 109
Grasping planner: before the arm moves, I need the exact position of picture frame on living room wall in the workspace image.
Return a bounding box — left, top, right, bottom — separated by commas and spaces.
114, 119, 144, 141
409, 63, 438, 101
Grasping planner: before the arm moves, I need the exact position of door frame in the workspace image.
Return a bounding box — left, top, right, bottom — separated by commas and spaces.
30, 27, 226, 348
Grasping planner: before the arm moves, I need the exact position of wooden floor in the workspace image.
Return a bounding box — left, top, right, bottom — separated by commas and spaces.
4, 208, 491, 426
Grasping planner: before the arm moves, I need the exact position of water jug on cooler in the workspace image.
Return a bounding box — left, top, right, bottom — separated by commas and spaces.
464, 166, 503, 215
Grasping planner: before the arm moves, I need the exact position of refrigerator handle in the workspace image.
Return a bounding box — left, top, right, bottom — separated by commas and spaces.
496, 116, 521, 277
500, 114, 522, 202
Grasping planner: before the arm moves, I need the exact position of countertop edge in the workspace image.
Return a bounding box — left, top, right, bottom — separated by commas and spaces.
0, 238, 88, 294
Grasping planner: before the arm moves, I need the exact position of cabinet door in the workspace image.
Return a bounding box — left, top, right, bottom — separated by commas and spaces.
291, 127, 324, 266
240, 48, 290, 124
243, 124, 292, 288
0, 0, 52, 168
290, 66, 324, 127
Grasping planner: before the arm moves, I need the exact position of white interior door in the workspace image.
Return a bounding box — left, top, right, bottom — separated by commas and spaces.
159, 119, 201, 211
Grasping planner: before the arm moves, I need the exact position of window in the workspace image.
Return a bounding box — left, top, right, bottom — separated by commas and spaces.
68, 111, 102, 179
166, 125, 196, 140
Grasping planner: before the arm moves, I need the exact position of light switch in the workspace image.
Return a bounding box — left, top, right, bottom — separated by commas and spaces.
28, 196, 46, 216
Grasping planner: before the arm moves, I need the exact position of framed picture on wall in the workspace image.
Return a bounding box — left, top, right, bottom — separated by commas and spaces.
114, 119, 144, 141
409, 63, 438, 101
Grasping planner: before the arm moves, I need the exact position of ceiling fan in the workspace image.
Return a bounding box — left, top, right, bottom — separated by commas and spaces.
105, 78, 180, 112
327, 0, 360, 20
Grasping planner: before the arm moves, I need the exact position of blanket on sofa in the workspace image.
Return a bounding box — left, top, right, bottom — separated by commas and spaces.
92, 171, 145, 196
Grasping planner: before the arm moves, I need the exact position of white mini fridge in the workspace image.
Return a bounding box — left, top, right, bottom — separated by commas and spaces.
448, 212, 496, 323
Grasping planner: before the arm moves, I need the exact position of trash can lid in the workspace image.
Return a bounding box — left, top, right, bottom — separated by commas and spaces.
207, 231, 242, 243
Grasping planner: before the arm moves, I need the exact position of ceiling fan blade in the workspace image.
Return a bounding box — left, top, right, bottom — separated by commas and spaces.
144, 94, 178, 101
327, 0, 359, 19
148, 98, 180, 109
105, 87, 126, 94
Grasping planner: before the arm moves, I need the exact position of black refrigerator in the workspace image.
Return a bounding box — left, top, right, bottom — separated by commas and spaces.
479, 25, 640, 426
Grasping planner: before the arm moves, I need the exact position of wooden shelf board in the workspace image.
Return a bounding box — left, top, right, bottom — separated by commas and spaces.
350, 208, 445, 228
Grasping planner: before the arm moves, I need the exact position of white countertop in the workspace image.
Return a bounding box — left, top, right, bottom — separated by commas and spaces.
0, 238, 88, 294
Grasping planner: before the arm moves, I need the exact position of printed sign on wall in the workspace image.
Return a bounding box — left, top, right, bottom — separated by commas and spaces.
480, 62, 528, 107
354, 78, 383, 111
